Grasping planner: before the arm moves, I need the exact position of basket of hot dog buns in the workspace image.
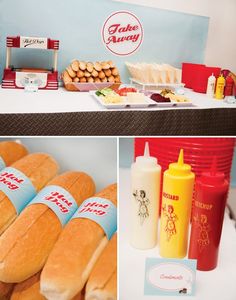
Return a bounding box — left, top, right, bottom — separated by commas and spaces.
62, 60, 121, 91
0, 140, 117, 300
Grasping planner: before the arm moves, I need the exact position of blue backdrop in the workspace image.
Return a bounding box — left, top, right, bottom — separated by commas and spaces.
0, 0, 209, 82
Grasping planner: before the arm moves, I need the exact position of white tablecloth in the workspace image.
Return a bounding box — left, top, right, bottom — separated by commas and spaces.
119, 168, 236, 300
0, 87, 235, 114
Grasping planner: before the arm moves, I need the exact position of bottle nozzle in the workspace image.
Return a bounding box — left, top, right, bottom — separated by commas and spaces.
201, 156, 225, 183
144, 142, 150, 157
135, 141, 157, 166
177, 149, 184, 166
168, 148, 191, 175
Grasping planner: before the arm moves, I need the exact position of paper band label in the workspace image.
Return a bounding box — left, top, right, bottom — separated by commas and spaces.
0, 157, 6, 171
72, 197, 117, 240
29, 185, 78, 226
0, 167, 37, 214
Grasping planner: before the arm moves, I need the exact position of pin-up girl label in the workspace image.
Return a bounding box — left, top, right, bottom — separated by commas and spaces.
162, 204, 178, 241
193, 214, 211, 252
133, 189, 149, 225
102, 11, 144, 56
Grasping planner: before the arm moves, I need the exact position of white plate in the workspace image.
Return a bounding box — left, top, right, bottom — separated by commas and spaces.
171, 101, 193, 107
154, 102, 174, 107
153, 101, 193, 107
148, 94, 193, 107
90, 91, 157, 109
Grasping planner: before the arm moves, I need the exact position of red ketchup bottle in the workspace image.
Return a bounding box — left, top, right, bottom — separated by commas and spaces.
188, 158, 229, 271
224, 76, 234, 96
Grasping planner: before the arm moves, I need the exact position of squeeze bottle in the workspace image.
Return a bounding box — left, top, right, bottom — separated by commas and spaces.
159, 149, 195, 258
215, 74, 225, 99
130, 142, 161, 249
188, 157, 229, 271
206, 73, 216, 97
224, 76, 234, 96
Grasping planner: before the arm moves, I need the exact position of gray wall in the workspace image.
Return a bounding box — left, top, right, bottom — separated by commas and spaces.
0, 137, 117, 192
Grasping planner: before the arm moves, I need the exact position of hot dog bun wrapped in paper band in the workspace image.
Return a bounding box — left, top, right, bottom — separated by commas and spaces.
40, 183, 117, 300
0, 171, 95, 283
0, 153, 59, 235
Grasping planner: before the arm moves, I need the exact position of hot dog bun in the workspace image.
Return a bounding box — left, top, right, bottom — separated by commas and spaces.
0, 141, 28, 167
10, 272, 45, 300
0, 172, 95, 283
85, 233, 117, 300
0, 281, 14, 300
0, 153, 59, 235
40, 184, 117, 300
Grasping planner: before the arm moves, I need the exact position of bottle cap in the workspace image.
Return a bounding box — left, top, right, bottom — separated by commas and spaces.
201, 157, 225, 184
136, 142, 158, 167
168, 149, 192, 176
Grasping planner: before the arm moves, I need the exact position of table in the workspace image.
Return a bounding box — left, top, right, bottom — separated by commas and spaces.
0, 87, 235, 135
119, 168, 236, 300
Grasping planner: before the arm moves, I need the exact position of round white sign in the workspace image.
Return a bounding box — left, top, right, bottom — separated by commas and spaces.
102, 11, 144, 56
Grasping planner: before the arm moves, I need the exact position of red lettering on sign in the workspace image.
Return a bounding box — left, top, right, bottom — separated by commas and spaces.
102, 11, 143, 56
44, 191, 73, 213
79, 201, 109, 216
0, 171, 25, 190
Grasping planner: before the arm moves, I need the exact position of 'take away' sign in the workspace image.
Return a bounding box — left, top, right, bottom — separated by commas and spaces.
102, 11, 144, 56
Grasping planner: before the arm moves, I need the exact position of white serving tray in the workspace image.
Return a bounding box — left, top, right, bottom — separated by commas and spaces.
130, 78, 185, 88
143, 91, 193, 107
90, 91, 157, 109
154, 101, 193, 107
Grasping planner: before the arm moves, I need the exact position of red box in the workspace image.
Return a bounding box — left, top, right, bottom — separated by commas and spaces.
193, 66, 221, 93
182, 63, 205, 88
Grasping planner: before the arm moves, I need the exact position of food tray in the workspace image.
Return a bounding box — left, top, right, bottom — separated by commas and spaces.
90, 91, 157, 109
64, 82, 121, 92
154, 101, 193, 107
142, 91, 193, 107
130, 78, 185, 89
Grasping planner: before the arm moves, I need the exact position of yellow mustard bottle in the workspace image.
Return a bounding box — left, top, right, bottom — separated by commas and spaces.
215, 74, 225, 100
159, 149, 195, 258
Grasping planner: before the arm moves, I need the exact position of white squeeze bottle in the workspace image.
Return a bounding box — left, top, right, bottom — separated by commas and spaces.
130, 142, 161, 249
206, 73, 216, 97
